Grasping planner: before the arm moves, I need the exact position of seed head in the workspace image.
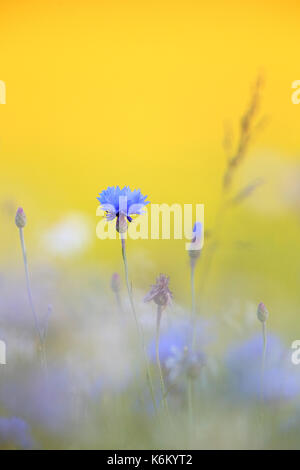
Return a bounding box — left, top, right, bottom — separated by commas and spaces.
144, 274, 172, 310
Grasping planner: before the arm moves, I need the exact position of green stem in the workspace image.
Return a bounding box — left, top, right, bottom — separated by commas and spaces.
114, 291, 123, 314
260, 321, 267, 402
190, 262, 196, 349
189, 262, 196, 442
19, 227, 47, 374
187, 377, 193, 446
156, 305, 169, 417
198, 201, 226, 295
121, 237, 157, 414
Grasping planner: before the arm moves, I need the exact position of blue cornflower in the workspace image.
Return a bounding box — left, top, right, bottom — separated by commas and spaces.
165, 346, 205, 383
148, 317, 209, 365
226, 333, 300, 402
97, 186, 150, 225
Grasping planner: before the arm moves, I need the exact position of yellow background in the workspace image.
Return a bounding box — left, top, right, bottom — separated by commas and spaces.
0, 0, 299, 330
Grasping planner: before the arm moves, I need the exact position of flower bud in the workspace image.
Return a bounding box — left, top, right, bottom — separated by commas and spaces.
257, 302, 269, 323
111, 273, 121, 293
15, 207, 27, 228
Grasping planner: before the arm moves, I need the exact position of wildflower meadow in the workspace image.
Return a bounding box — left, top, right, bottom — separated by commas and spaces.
0, 0, 300, 453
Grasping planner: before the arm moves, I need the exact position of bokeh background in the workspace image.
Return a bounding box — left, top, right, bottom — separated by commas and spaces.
0, 0, 300, 449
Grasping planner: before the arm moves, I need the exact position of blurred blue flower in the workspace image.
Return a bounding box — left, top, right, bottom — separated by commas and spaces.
89, 377, 103, 399
148, 318, 209, 365
0, 366, 75, 433
97, 186, 150, 222
165, 346, 205, 383
226, 333, 300, 402
0, 417, 35, 449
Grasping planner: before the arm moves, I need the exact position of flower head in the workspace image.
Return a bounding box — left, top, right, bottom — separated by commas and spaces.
15, 207, 27, 228
144, 274, 172, 309
97, 186, 149, 232
257, 302, 269, 323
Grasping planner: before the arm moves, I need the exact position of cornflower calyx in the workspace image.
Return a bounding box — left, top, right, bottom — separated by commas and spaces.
15, 207, 27, 228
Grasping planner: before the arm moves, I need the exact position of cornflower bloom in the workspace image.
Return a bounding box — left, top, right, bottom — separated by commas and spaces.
97, 186, 156, 411
97, 186, 149, 317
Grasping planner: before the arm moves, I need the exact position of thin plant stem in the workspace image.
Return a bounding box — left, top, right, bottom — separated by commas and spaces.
187, 377, 193, 447
189, 262, 196, 441
121, 236, 157, 414
260, 321, 267, 402
114, 291, 123, 314
191, 262, 196, 316
18, 227, 47, 374
190, 261, 196, 349
198, 200, 226, 296
121, 237, 138, 328
156, 305, 169, 417
198, 78, 264, 299
259, 321, 267, 443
